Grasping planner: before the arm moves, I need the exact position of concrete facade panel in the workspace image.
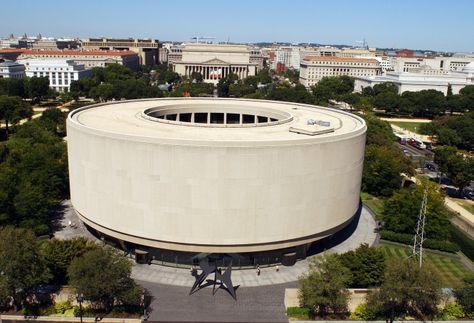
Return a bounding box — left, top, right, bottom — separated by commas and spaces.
67, 98, 366, 253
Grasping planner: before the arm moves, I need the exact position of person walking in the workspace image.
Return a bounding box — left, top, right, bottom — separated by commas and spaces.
257, 265, 261, 276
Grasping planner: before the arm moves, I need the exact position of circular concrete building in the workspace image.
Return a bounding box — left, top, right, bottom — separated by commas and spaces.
67, 98, 366, 265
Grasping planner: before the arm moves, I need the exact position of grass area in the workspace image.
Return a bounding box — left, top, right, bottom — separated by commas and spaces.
389, 121, 425, 133
454, 199, 474, 215
361, 192, 384, 219
379, 241, 472, 287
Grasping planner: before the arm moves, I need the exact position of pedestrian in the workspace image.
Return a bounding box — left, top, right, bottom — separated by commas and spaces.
276, 265, 279, 272
257, 265, 261, 276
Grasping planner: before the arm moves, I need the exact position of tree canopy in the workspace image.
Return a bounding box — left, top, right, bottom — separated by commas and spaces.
68, 245, 141, 311
39, 237, 99, 285
298, 254, 352, 318
361, 115, 413, 197
0, 226, 50, 310
434, 146, 474, 193
70, 64, 164, 100
0, 95, 32, 136
454, 276, 474, 317
382, 180, 450, 240
366, 259, 442, 321
338, 244, 386, 288
0, 119, 68, 235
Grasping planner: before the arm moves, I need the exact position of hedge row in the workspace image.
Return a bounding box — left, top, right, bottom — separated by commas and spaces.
380, 230, 460, 253
449, 225, 474, 261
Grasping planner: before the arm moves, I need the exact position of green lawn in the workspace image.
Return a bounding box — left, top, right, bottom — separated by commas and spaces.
361, 192, 384, 219
379, 242, 472, 287
389, 121, 425, 133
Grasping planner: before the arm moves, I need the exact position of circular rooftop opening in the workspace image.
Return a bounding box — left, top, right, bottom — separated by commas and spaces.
141, 104, 293, 128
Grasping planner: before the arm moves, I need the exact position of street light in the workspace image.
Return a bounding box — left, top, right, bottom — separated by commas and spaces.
142, 290, 149, 321
76, 293, 84, 323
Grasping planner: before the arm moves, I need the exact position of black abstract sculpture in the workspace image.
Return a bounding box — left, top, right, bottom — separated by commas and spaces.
189, 256, 237, 300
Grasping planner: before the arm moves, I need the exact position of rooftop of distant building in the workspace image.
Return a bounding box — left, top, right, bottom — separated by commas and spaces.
0, 48, 137, 56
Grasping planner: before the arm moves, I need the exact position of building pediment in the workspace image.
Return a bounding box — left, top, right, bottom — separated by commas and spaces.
201, 58, 229, 65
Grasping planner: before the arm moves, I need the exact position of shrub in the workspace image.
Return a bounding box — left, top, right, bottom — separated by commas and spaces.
380, 230, 459, 253
350, 302, 376, 321
54, 300, 73, 314
440, 302, 465, 320
287, 306, 311, 319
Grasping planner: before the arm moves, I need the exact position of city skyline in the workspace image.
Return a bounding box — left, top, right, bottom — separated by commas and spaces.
2, 0, 474, 52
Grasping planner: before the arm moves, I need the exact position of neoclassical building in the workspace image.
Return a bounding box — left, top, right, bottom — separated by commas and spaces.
300, 56, 383, 87
170, 43, 263, 84
354, 62, 474, 95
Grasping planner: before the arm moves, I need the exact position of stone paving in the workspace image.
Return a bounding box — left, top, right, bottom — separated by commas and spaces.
54, 202, 377, 322
138, 280, 295, 322
53, 200, 95, 240
131, 206, 378, 287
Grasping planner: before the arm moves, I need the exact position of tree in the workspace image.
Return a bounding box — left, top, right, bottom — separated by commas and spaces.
374, 91, 400, 112
266, 83, 314, 104
0, 226, 49, 311
27, 77, 50, 101
0, 78, 28, 98
311, 76, 354, 105
283, 68, 300, 83
454, 276, 474, 317
298, 254, 352, 318
0, 120, 68, 233
382, 180, 451, 240
363, 114, 396, 146
190, 72, 203, 83
338, 244, 386, 288
39, 108, 68, 137
256, 68, 272, 84
361, 114, 413, 197
68, 246, 141, 311
362, 145, 412, 197
89, 83, 114, 102
39, 237, 98, 284
217, 73, 238, 97
459, 85, 474, 112
366, 259, 442, 321
0, 95, 32, 136
435, 146, 474, 194
373, 82, 399, 96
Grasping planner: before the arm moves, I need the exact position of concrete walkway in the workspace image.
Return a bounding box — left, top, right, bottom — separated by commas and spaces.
131, 206, 378, 287
380, 117, 432, 123
389, 123, 431, 142
445, 197, 474, 225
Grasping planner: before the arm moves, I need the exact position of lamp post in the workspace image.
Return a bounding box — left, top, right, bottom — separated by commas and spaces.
142, 290, 149, 321
76, 294, 84, 323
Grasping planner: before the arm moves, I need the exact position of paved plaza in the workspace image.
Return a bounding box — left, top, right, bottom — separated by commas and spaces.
55, 200, 377, 288
55, 201, 378, 322
139, 280, 295, 322
131, 205, 378, 287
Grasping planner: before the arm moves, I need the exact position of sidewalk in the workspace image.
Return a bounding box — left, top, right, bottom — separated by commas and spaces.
131, 206, 378, 287
389, 123, 431, 142
445, 197, 474, 225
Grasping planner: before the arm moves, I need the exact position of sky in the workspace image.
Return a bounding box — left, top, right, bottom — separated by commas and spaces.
1, 0, 473, 52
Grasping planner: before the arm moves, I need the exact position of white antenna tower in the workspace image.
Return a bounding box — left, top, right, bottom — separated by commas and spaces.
412, 189, 428, 268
